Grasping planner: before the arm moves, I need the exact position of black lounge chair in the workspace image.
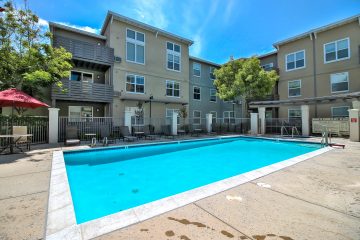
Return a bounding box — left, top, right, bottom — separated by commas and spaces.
143, 125, 158, 140
161, 125, 175, 139
100, 125, 116, 146
65, 126, 80, 146
120, 126, 137, 142
189, 125, 203, 136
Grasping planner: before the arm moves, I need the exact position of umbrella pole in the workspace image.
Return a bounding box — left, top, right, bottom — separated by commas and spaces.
10, 102, 14, 154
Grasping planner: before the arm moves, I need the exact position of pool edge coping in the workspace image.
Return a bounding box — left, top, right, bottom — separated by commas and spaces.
45, 136, 332, 240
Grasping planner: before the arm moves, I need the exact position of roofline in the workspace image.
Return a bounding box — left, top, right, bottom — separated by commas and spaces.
256, 50, 277, 59
273, 13, 360, 47
189, 56, 221, 67
49, 22, 106, 40
101, 11, 194, 45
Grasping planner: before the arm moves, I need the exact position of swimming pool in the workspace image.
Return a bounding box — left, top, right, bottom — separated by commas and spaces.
63, 137, 322, 224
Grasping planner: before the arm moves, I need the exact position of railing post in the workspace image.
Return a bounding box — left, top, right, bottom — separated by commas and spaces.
349, 109, 360, 142
48, 108, 59, 144
171, 112, 178, 135
250, 113, 258, 135
206, 113, 212, 133
258, 107, 266, 134
301, 105, 310, 136
124, 110, 132, 134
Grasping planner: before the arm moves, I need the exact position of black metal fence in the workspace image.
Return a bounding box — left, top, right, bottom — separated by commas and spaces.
0, 116, 49, 145
265, 118, 302, 135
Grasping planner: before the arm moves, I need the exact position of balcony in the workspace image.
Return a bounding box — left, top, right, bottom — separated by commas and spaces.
52, 80, 113, 103
53, 36, 114, 65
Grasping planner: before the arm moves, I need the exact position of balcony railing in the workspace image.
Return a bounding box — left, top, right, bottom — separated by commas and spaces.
53, 36, 114, 65
52, 80, 113, 103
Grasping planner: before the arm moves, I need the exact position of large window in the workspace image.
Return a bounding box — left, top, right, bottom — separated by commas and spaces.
166, 42, 181, 71
166, 108, 180, 125
193, 62, 201, 77
262, 62, 274, 71
69, 106, 93, 121
210, 111, 217, 123
126, 74, 145, 93
223, 111, 235, 124
286, 50, 305, 71
331, 106, 349, 118
70, 71, 93, 83
288, 109, 301, 118
193, 86, 201, 100
331, 72, 349, 93
288, 80, 301, 97
210, 66, 216, 80
193, 110, 201, 125
126, 28, 145, 64
210, 89, 217, 102
166, 80, 180, 97
324, 38, 350, 63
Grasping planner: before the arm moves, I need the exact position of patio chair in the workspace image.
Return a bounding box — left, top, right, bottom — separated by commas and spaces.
119, 126, 137, 142
143, 125, 158, 140
161, 125, 175, 139
65, 126, 81, 146
100, 125, 116, 146
189, 125, 203, 137
13, 126, 31, 151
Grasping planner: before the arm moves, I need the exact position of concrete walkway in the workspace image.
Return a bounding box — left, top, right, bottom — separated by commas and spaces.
0, 138, 359, 240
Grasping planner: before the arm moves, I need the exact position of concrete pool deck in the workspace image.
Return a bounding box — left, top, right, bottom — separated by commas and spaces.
0, 136, 359, 239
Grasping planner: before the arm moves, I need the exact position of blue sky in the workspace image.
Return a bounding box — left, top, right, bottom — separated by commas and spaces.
14, 0, 360, 63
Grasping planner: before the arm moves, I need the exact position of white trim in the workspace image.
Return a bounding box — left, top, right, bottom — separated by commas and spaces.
285, 50, 306, 72
209, 66, 216, 80
193, 62, 201, 77
210, 88, 217, 102
323, 37, 350, 64
166, 108, 180, 125
193, 86, 201, 101
166, 41, 181, 72
166, 80, 181, 98
125, 73, 145, 94
288, 79, 301, 98
330, 72, 349, 94
69, 70, 94, 83
126, 27, 145, 65
331, 106, 350, 117
192, 110, 201, 124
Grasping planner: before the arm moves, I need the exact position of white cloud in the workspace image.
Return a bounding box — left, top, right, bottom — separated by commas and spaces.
190, 35, 202, 56
55, 22, 100, 34
38, 18, 49, 27
132, 0, 168, 29
223, 0, 235, 25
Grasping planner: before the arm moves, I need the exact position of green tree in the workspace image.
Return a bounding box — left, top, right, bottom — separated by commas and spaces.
0, 0, 72, 100
214, 57, 278, 116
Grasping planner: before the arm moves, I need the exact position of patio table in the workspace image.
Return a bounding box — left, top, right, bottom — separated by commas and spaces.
0, 134, 33, 154
134, 131, 145, 139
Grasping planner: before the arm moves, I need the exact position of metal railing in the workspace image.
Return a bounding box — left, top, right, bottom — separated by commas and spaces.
266, 118, 302, 135
0, 116, 49, 145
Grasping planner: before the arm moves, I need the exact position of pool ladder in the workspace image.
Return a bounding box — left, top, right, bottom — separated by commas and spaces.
281, 126, 300, 138
321, 126, 331, 147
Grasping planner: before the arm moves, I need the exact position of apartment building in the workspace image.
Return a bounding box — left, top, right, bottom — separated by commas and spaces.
50, 11, 193, 128
188, 57, 242, 125
252, 14, 360, 121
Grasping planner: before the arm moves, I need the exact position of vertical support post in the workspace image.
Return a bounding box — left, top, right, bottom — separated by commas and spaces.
206, 113, 213, 133
258, 107, 266, 134
124, 110, 132, 134
48, 108, 60, 144
250, 112, 258, 135
349, 109, 360, 142
301, 105, 310, 136
171, 111, 178, 135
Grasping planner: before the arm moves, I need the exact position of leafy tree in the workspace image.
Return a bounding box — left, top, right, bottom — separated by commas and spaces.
0, 0, 72, 101
214, 57, 278, 116
178, 106, 188, 124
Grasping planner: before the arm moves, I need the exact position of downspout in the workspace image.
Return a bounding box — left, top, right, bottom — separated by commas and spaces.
312, 32, 318, 117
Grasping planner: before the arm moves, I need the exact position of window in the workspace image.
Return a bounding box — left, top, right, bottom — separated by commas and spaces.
126, 28, 145, 64
223, 111, 235, 124
166, 80, 180, 97
193, 111, 201, 125
166, 42, 181, 71
210, 111, 217, 123
331, 106, 349, 118
286, 50, 305, 71
331, 72, 349, 93
288, 80, 301, 97
193, 86, 201, 100
69, 106, 93, 122
166, 108, 180, 125
126, 74, 145, 93
70, 71, 93, 83
288, 109, 301, 118
324, 38, 350, 63
210, 66, 216, 80
193, 62, 201, 77
262, 62, 274, 71
210, 89, 217, 102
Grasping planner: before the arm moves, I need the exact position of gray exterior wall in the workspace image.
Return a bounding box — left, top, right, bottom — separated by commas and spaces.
188, 57, 243, 123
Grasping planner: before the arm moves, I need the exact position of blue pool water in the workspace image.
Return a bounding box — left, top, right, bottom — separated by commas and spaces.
64, 137, 321, 223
